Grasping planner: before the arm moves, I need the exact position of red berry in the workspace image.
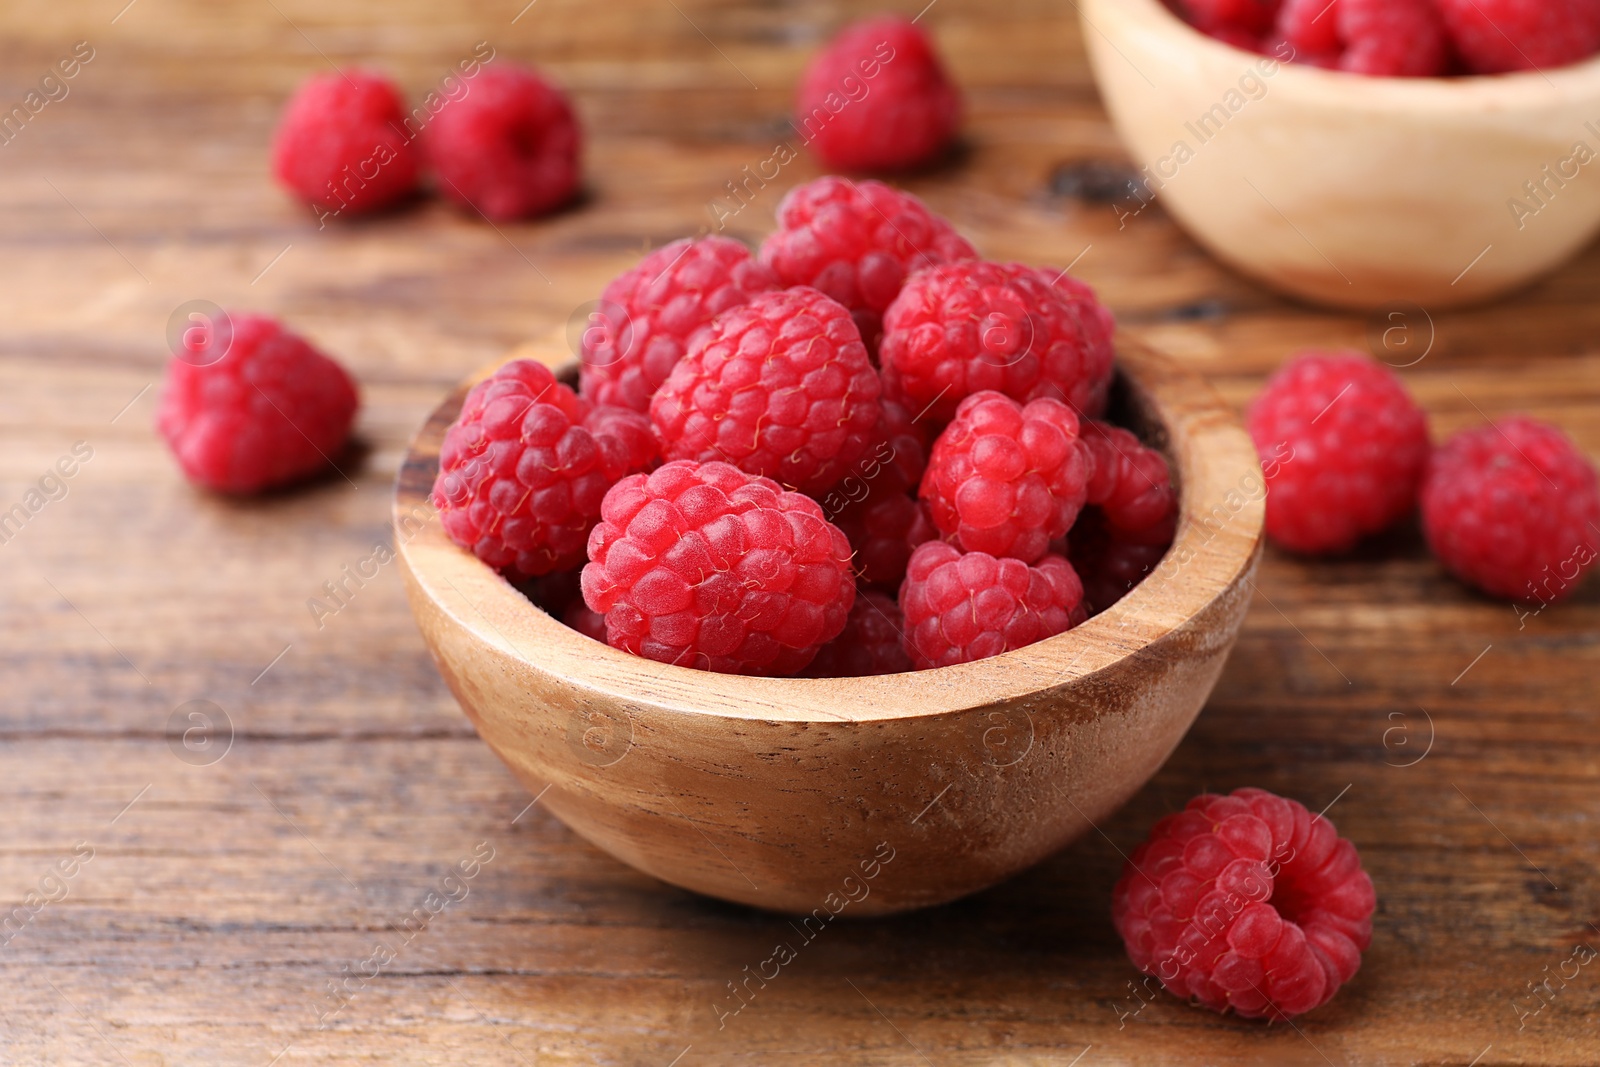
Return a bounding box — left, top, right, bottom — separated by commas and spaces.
562, 599, 609, 642
1081, 420, 1178, 540
796, 15, 961, 172
271, 70, 421, 218
803, 589, 914, 677
431, 360, 656, 580
1275, 0, 1341, 57
158, 314, 359, 494
1248, 351, 1430, 555
1421, 417, 1600, 602
1336, 0, 1450, 76
758, 176, 977, 348
921, 392, 1089, 564
1176, 0, 1282, 33
899, 541, 1085, 669
580, 236, 780, 413
1112, 788, 1376, 1021
1067, 510, 1174, 615
1435, 0, 1600, 74
581, 461, 856, 676
650, 287, 882, 495
426, 64, 580, 221
825, 397, 931, 589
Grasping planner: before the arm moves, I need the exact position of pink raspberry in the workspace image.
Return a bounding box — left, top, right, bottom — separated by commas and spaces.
581, 461, 856, 676
1176, 0, 1282, 33
1435, 0, 1600, 74
271, 70, 421, 218
920, 392, 1089, 564
1275, 0, 1341, 58
758, 176, 977, 349
158, 313, 359, 494
796, 15, 961, 172
1069, 420, 1179, 612
1067, 511, 1174, 615
899, 541, 1085, 669
803, 589, 914, 677
431, 360, 657, 580
1111, 788, 1376, 1021
1248, 351, 1430, 555
426, 64, 580, 221
1421, 417, 1600, 602
824, 398, 931, 589
650, 287, 882, 495
579, 236, 779, 413
1336, 0, 1450, 76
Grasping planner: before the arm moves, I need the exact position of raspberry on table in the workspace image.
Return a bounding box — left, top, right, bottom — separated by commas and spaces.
650, 286, 882, 495
1336, 0, 1450, 76
431, 360, 657, 580
581, 460, 856, 676
1435, 0, 1600, 74
758, 176, 977, 349
796, 15, 961, 172
1247, 351, 1430, 555
426, 63, 580, 221
271, 70, 421, 218
157, 313, 359, 494
803, 589, 914, 677
1421, 416, 1600, 602
579, 236, 780, 413
826, 397, 930, 589
920, 392, 1089, 564
899, 541, 1086, 669
1112, 787, 1376, 1021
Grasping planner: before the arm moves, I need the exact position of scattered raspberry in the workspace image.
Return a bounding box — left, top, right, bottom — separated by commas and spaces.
759, 177, 977, 349
579, 236, 780, 413
431, 360, 657, 580
1337, 0, 1450, 76
1421, 417, 1600, 602
158, 314, 359, 494
581, 461, 856, 676
1247, 351, 1430, 555
271, 70, 421, 218
1067, 510, 1174, 615
796, 15, 961, 172
920, 392, 1089, 563
899, 541, 1085, 669
1435, 0, 1600, 74
826, 397, 931, 588
426, 64, 580, 221
803, 589, 914, 677
1176, 0, 1282, 33
1111, 788, 1376, 1021
650, 286, 882, 495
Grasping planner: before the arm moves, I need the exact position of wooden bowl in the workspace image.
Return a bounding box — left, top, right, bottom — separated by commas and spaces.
394, 336, 1263, 915
1081, 0, 1600, 309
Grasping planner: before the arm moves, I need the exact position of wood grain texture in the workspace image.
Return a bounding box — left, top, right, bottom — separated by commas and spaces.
0, 0, 1597, 1064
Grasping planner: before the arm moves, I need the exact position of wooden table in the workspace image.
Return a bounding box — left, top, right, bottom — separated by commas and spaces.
3, 1, 1597, 1063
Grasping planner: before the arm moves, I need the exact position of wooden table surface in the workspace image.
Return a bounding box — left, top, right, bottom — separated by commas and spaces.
3, 1, 1598, 1064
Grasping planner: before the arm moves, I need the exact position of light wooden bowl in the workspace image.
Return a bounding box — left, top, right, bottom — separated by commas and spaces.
394, 335, 1263, 915
1081, 0, 1600, 309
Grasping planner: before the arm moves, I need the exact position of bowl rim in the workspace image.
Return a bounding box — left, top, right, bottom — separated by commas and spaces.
393, 333, 1264, 725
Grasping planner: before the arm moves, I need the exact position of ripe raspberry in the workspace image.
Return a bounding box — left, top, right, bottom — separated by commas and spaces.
899, 541, 1085, 669
824, 397, 931, 588
1069, 420, 1179, 612
1435, 0, 1600, 74
1275, 0, 1341, 58
1247, 351, 1430, 555
1111, 788, 1376, 1021
581, 461, 856, 676
426, 64, 580, 221
920, 392, 1089, 564
880, 261, 1116, 426
431, 360, 657, 580
796, 15, 961, 172
650, 287, 882, 495
579, 237, 780, 413
562, 599, 609, 642
158, 313, 359, 494
1421, 417, 1600, 602
1336, 0, 1450, 76
271, 70, 421, 218
1176, 0, 1281, 33
803, 589, 914, 677
1067, 511, 1174, 615
758, 176, 977, 348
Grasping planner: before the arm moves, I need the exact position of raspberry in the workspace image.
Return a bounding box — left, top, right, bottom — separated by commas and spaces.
157, 314, 359, 494
1435, 0, 1600, 74
581, 461, 856, 676
899, 541, 1085, 669
796, 15, 961, 172
824, 397, 931, 588
1421, 417, 1600, 602
431, 360, 656, 580
1176, 0, 1281, 33
579, 237, 780, 413
562, 599, 609, 642
881, 261, 1115, 426
271, 70, 421, 218
426, 64, 580, 221
1111, 788, 1376, 1021
650, 287, 882, 495
1068, 420, 1178, 612
1275, 0, 1341, 58
758, 176, 977, 349
1247, 351, 1430, 555
1067, 511, 1174, 615
920, 392, 1089, 564
1336, 0, 1450, 76
803, 589, 914, 677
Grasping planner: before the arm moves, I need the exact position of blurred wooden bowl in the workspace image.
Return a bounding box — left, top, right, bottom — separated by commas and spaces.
1081, 0, 1600, 309
394, 334, 1263, 915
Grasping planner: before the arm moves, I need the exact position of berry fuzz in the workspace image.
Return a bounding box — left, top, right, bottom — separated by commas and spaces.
271, 70, 421, 218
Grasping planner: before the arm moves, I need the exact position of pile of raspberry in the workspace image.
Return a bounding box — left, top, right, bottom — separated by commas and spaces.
431, 175, 1180, 679
1171, 0, 1600, 76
